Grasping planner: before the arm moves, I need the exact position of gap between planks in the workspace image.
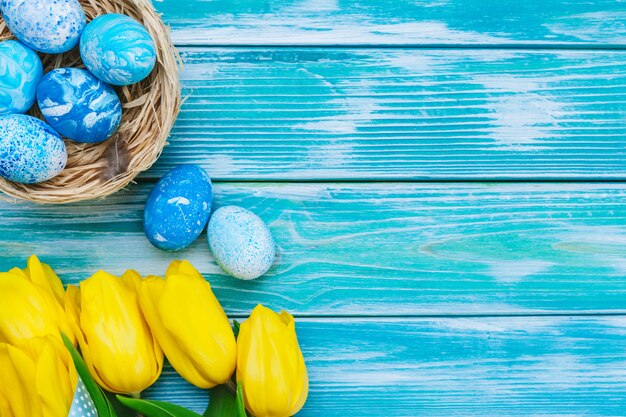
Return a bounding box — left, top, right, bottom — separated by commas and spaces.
172, 43, 626, 51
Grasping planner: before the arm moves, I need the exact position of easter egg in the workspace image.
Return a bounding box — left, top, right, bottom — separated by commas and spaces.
0, 0, 86, 53
144, 165, 213, 251
80, 14, 157, 86
0, 40, 42, 115
207, 206, 276, 280
37, 68, 122, 144
0, 114, 67, 183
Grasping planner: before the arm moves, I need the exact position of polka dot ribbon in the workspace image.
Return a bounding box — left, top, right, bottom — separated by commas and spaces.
68, 375, 98, 417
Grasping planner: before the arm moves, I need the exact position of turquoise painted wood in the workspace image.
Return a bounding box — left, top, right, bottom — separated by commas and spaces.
144, 48, 626, 180
154, 0, 626, 46
2, 0, 626, 415
144, 317, 626, 416
2, 182, 626, 316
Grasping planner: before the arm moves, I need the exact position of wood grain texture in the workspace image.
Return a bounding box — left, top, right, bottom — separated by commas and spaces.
154, 0, 626, 46
144, 48, 626, 180
2, 182, 626, 316
145, 316, 626, 416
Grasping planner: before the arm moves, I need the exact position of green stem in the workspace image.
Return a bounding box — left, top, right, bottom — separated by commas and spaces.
130, 392, 143, 417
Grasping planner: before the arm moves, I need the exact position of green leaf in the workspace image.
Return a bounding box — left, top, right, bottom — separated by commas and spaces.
203, 385, 237, 417
62, 333, 117, 417
236, 382, 246, 417
105, 391, 136, 417
233, 320, 241, 340
117, 396, 204, 417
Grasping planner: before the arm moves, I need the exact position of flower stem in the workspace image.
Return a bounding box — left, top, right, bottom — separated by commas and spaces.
130, 392, 143, 417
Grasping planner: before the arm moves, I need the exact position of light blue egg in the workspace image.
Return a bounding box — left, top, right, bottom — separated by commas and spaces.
0, 114, 67, 183
208, 206, 276, 280
37, 68, 122, 143
80, 14, 157, 86
0, 40, 42, 115
144, 165, 213, 251
0, 0, 85, 54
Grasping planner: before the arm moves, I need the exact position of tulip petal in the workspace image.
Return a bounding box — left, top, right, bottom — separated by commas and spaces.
75, 271, 163, 394
66, 284, 114, 395
0, 343, 42, 417
140, 269, 236, 389
165, 260, 203, 279
0, 273, 57, 345
35, 338, 73, 417
237, 305, 308, 417
161, 273, 236, 387
0, 388, 15, 417
25, 255, 65, 305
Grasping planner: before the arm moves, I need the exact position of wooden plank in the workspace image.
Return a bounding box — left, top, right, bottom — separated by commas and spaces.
145, 48, 626, 180
2, 182, 626, 316
154, 0, 626, 46
144, 316, 626, 416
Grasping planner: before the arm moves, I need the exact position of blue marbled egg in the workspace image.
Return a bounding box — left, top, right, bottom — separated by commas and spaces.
144, 165, 213, 251
0, 40, 42, 115
37, 68, 122, 143
0, 0, 85, 53
80, 14, 157, 86
208, 206, 276, 280
0, 114, 67, 183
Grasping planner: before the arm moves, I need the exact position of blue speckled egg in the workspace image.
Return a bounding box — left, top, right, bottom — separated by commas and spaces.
0, 40, 42, 115
144, 165, 213, 251
0, 0, 85, 54
207, 206, 276, 280
37, 68, 122, 143
80, 14, 156, 86
0, 114, 67, 183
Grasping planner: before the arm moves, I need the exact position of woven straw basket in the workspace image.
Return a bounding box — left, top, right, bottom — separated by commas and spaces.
0, 0, 180, 203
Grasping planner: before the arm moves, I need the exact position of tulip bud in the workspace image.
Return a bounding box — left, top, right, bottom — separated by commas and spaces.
65, 270, 163, 394
139, 260, 236, 388
0, 255, 74, 346
0, 335, 77, 417
237, 305, 308, 417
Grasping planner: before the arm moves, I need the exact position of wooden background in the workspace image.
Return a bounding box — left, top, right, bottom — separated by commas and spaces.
2, 0, 626, 415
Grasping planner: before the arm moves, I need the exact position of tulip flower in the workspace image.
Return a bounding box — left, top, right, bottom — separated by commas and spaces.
0, 255, 74, 347
0, 335, 77, 417
237, 305, 308, 417
139, 260, 236, 388
65, 270, 163, 394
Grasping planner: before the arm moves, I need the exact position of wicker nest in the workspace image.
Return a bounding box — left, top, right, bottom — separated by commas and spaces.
0, 0, 180, 203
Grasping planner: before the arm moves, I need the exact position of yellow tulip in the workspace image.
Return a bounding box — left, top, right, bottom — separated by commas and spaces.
0, 335, 77, 417
0, 255, 74, 346
237, 305, 308, 417
139, 260, 236, 388
65, 270, 163, 394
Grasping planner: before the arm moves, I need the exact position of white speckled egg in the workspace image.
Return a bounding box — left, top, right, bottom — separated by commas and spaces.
0, 40, 43, 115
0, 0, 86, 54
0, 114, 67, 183
207, 206, 276, 280
80, 14, 156, 86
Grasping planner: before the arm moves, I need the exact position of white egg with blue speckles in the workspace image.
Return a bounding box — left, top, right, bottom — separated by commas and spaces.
80, 14, 157, 86
0, 40, 42, 115
37, 68, 122, 143
208, 206, 276, 280
0, 114, 67, 183
0, 0, 86, 53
